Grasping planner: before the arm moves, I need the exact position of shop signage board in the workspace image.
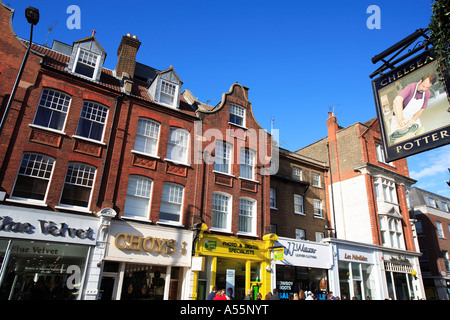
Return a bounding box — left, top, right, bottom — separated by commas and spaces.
372, 51, 450, 162
337, 245, 375, 264
0, 204, 98, 245
198, 234, 267, 260
275, 237, 332, 269
105, 220, 193, 267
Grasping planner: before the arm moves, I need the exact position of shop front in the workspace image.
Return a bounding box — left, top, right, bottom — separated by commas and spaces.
0, 205, 99, 300
382, 251, 424, 300
273, 237, 332, 300
191, 231, 277, 300
100, 219, 193, 300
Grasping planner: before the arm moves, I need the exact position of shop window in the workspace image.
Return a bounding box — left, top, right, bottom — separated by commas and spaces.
238, 198, 256, 235
75, 101, 108, 142
159, 182, 184, 224
33, 88, 71, 131
11, 153, 55, 202
123, 175, 153, 220
211, 192, 231, 231
59, 162, 96, 209
121, 264, 167, 300
239, 148, 255, 180
166, 127, 189, 164
134, 118, 160, 157
0, 239, 89, 300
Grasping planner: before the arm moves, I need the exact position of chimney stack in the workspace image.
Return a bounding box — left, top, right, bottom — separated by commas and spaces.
115, 33, 141, 79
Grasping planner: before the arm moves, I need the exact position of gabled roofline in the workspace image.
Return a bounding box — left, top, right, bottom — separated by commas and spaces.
73, 35, 106, 54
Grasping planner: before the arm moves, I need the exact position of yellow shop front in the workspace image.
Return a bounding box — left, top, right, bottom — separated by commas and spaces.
191, 232, 278, 300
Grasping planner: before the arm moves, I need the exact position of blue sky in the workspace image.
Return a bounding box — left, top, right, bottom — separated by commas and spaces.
5, 0, 450, 197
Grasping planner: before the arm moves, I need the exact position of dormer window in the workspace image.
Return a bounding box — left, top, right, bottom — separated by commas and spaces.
159, 80, 177, 107
147, 67, 183, 109
68, 34, 106, 82
74, 48, 99, 78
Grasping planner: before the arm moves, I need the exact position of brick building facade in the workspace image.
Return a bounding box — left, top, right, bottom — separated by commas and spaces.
0, 2, 274, 300
408, 187, 450, 300
298, 112, 425, 299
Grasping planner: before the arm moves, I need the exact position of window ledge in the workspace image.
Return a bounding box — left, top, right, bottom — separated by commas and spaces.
6, 198, 49, 207
164, 158, 191, 167
29, 124, 67, 136
270, 207, 278, 210
238, 176, 259, 184
210, 228, 233, 234
122, 216, 152, 223
55, 205, 93, 214
314, 215, 325, 219
294, 212, 306, 216
228, 122, 248, 130
72, 135, 106, 146
156, 221, 184, 228
131, 150, 160, 160
236, 232, 258, 238
213, 170, 235, 178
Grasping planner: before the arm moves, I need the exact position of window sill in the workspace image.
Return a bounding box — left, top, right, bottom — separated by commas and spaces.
6, 198, 49, 207
270, 207, 278, 210
294, 212, 305, 216
238, 176, 259, 184
122, 215, 152, 223
156, 221, 184, 228
72, 135, 106, 146
213, 170, 235, 178
55, 205, 93, 214
131, 150, 160, 160
164, 158, 191, 167
210, 228, 233, 234
228, 122, 247, 130
29, 124, 67, 136
236, 232, 258, 238
314, 215, 325, 219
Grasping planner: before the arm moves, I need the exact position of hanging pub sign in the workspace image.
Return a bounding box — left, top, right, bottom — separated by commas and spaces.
372, 51, 450, 162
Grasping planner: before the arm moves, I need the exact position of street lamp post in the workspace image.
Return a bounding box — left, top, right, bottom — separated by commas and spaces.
0, 6, 39, 135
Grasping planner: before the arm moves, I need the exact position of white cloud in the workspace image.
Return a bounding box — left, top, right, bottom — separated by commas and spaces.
408, 145, 450, 180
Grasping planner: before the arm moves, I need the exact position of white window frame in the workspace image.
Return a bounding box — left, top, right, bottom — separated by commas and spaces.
158, 79, 178, 108
313, 199, 323, 218
428, 196, 437, 208
379, 216, 405, 249
315, 232, 325, 242
166, 127, 190, 164
292, 167, 302, 181
240, 148, 256, 180
75, 101, 109, 143
32, 88, 71, 132
133, 118, 160, 157
159, 182, 184, 225
270, 188, 277, 209
295, 228, 306, 240
294, 194, 304, 215
436, 221, 444, 238
73, 48, 100, 79
59, 162, 96, 210
374, 177, 398, 204
311, 172, 321, 188
211, 192, 232, 232
238, 197, 257, 236
229, 104, 245, 127
376, 143, 394, 166
441, 200, 449, 212
214, 140, 232, 174
11, 153, 55, 203
123, 175, 153, 221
